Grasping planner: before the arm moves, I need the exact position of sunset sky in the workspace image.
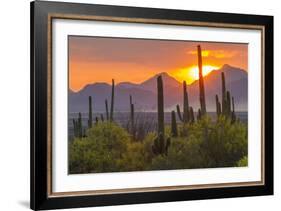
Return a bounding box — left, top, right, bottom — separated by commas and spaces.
69, 36, 248, 92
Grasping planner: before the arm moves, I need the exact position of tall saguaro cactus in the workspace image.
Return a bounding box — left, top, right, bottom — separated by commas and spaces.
226, 91, 231, 117
231, 96, 236, 123
189, 107, 195, 123
217, 71, 236, 121
152, 76, 171, 155
171, 110, 178, 137
176, 81, 190, 123
215, 94, 222, 117
197, 45, 207, 116
88, 96, 93, 128
197, 108, 202, 121
129, 95, 135, 136
78, 112, 82, 137
100, 114, 104, 122
110, 79, 115, 122
221, 72, 227, 115
183, 81, 190, 123
105, 99, 109, 121
176, 104, 183, 122
157, 76, 164, 136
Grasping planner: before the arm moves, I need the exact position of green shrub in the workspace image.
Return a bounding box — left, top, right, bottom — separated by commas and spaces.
69, 122, 130, 174
69, 116, 248, 173
149, 116, 247, 170
236, 156, 248, 167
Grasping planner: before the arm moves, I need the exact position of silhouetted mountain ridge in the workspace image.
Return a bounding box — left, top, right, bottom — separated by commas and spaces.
69, 64, 247, 112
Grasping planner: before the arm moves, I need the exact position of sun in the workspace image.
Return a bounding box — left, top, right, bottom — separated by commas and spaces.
174, 65, 219, 84
188, 65, 219, 81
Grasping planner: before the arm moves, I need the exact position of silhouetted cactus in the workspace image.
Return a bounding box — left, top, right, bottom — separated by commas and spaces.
176, 81, 189, 123
215, 94, 222, 117
78, 112, 83, 137
197, 108, 202, 120
73, 112, 83, 138
216, 71, 237, 121
176, 104, 183, 122
88, 96, 93, 129
226, 91, 231, 117
157, 76, 164, 136
189, 107, 195, 123
152, 133, 171, 156
95, 116, 99, 125
110, 79, 115, 121
171, 110, 178, 137
72, 119, 78, 137
100, 114, 104, 122
183, 81, 190, 123
129, 95, 135, 136
231, 97, 236, 123
152, 76, 171, 155
221, 72, 227, 115
105, 99, 109, 121
197, 45, 207, 116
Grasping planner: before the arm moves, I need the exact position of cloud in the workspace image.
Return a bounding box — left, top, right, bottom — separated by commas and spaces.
188, 50, 238, 59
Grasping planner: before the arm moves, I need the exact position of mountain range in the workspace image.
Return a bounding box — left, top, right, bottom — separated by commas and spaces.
69, 64, 247, 113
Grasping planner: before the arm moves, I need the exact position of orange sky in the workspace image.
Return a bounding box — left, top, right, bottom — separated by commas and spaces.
69, 36, 248, 92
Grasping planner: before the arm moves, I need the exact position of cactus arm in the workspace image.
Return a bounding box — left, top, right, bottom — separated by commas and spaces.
176, 105, 183, 122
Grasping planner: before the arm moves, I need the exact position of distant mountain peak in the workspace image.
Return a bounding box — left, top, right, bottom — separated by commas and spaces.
221, 64, 231, 69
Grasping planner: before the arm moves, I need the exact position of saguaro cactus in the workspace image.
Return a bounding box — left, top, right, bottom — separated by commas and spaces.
95, 116, 99, 125
152, 76, 171, 155
183, 81, 190, 123
197, 45, 207, 115
72, 119, 78, 137
129, 95, 135, 136
176, 104, 183, 122
110, 79, 115, 121
215, 94, 222, 117
105, 99, 109, 121
231, 96, 236, 123
197, 108, 202, 121
226, 91, 231, 117
171, 110, 178, 137
189, 107, 195, 123
221, 72, 227, 115
100, 114, 104, 122
157, 76, 164, 136
217, 72, 237, 121
176, 81, 190, 123
73, 112, 83, 138
88, 96, 93, 128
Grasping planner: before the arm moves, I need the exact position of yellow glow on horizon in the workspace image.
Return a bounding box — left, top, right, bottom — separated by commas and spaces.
172, 65, 220, 84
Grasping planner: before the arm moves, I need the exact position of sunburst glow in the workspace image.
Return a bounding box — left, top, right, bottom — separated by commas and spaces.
188, 65, 219, 80
174, 65, 219, 84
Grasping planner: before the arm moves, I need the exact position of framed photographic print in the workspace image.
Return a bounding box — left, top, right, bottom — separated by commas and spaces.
30, 1, 273, 210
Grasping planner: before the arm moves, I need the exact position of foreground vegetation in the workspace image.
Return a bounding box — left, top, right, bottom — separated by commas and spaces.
69, 116, 247, 174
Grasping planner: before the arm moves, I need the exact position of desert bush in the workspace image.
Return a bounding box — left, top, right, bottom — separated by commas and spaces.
69, 122, 130, 174
69, 116, 247, 173
149, 116, 247, 170
236, 156, 248, 167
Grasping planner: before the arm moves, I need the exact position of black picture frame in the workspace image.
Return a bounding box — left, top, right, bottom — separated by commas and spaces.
30, 1, 273, 210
